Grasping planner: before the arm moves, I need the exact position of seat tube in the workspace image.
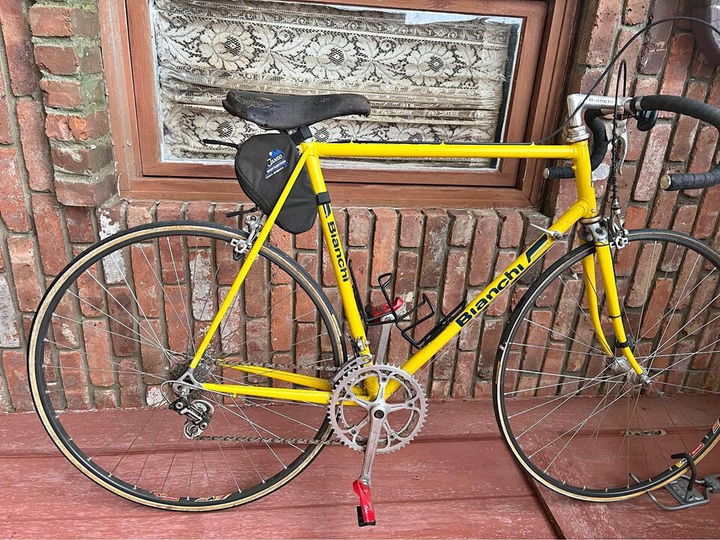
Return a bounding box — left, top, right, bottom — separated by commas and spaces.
304, 148, 371, 357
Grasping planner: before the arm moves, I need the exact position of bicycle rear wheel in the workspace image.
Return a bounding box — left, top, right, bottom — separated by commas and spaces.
495, 229, 720, 500
28, 221, 345, 510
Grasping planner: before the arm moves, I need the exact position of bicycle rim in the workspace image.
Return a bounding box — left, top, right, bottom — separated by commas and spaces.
495, 229, 720, 500
28, 221, 345, 510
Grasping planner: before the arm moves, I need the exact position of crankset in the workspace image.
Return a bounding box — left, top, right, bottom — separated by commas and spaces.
328, 364, 427, 526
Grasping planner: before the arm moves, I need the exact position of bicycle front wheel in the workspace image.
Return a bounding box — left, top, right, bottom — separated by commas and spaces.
28, 221, 345, 511
495, 229, 720, 500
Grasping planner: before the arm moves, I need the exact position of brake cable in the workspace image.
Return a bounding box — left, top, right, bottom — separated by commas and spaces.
606, 60, 630, 249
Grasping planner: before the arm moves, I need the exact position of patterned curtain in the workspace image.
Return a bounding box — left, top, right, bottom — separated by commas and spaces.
151, 0, 521, 170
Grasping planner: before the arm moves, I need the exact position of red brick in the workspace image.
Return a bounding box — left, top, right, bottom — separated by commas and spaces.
451, 350, 477, 398
156, 201, 185, 221
477, 317, 503, 378
31, 193, 68, 276
58, 349, 90, 409
16, 98, 54, 191
126, 201, 154, 228
294, 253, 316, 321
114, 357, 142, 407
80, 319, 114, 386
584, 0, 620, 67
691, 50, 715, 80
0, 1, 38, 96
7, 236, 42, 311
468, 212, 499, 286
399, 209, 423, 248
348, 207, 370, 247
0, 87, 11, 144
485, 251, 515, 317
347, 248, 369, 303
106, 285, 137, 357
633, 123, 671, 201
648, 190, 678, 229
371, 208, 397, 278
271, 284, 292, 351
639, 0, 678, 75
51, 143, 112, 174
668, 81, 707, 162
498, 210, 523, 249
130, 243, 161, 318
295, 227, 318, 250
55, 172, 116, 206
442, 249, 467, 313
39, 78, 81, 108
139, 318, 166, 382
693, 188, 720, 239
45, 110, 109, 141
419, 210, 449, 288
430, 378, 450, 398
244, 251, 268, 318
672, 204, 697, 235
165, 285, 190, 353
2, 350, 32, 411
433, 338, 457, 380
0, 148, 31, 232
28, 6, 99, 38
689, 125, 719, 176
624, 0, 650, 25
64, 206, 96, 243
34, 44, 102, 76
450, 210, 474, 247
660, 33, 694, 97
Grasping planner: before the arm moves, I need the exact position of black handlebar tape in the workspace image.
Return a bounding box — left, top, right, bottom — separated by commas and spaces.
544, 109, 609, 180
638, 95, 720, 191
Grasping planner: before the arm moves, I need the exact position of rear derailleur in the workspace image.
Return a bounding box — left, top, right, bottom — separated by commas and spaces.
170, 396, 215, 439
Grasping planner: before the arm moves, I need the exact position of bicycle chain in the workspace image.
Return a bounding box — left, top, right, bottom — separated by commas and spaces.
194, 434, 343, 445
190, 358, 361, 445
216, 359, 343, 372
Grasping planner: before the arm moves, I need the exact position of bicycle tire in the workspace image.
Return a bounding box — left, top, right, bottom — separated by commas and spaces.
28, 221, 345, 511
494, 229, 720, 500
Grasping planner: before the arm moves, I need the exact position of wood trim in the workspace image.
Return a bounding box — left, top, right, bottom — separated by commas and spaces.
124, 175, 534, 208
519, 0, 581, 206
105, 0, 579, 206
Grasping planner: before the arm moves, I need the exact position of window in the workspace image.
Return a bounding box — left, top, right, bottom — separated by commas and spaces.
107, 0, 579, 207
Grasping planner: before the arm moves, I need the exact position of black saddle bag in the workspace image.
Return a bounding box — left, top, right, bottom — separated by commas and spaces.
234, 133, 316, 234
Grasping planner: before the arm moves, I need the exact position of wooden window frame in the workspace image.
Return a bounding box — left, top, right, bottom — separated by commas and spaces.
101, 0, 579, 208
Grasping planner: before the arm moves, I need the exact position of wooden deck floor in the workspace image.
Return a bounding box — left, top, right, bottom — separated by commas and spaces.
1, 400, 718, 538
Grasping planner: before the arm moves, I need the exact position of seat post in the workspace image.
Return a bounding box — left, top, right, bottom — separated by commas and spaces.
290, 126, 313, 144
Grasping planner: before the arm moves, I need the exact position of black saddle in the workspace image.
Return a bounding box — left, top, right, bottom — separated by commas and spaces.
222, 90, 371, 130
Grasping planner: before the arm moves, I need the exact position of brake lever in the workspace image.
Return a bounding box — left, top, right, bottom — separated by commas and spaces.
611, 119, 628, 172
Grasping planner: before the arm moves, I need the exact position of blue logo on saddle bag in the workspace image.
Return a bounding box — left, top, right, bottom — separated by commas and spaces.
265, 149, 288, 179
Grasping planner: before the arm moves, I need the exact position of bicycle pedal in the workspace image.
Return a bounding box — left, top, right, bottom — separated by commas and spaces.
352, 479, 376, 527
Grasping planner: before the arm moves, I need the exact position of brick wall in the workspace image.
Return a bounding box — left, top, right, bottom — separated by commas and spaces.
0, 0, 719, 412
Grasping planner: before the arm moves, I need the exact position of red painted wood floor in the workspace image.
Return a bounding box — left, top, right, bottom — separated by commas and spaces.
0, 400, 718, 538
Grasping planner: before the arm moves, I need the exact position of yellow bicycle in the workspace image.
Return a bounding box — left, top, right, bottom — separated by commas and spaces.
28, 90, 720, 524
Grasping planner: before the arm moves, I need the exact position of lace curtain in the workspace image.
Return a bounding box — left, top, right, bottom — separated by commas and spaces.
151, 0, 521, 170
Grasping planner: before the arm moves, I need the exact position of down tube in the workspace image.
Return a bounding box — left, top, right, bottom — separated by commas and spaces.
399, 201, 588, 380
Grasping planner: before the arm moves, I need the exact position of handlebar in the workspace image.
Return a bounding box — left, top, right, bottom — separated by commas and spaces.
544, 94, 720, 192
634, 95, 720, 191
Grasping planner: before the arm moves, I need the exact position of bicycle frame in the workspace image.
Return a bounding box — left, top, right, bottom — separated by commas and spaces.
192, 139, 642, 404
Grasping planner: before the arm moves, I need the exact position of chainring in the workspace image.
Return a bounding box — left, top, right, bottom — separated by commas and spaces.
328, 364, 427, 453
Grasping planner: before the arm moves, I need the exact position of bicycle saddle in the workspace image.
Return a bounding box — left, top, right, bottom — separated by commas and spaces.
222, 90, 371, 130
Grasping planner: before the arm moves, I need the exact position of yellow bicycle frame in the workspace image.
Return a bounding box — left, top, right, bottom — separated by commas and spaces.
193, 139, 642, 404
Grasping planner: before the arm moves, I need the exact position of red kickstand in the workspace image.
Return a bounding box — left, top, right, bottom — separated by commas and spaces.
352, 479, 376, 527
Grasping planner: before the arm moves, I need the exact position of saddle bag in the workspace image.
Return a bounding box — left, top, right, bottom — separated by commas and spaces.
234, 133, 316, 234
